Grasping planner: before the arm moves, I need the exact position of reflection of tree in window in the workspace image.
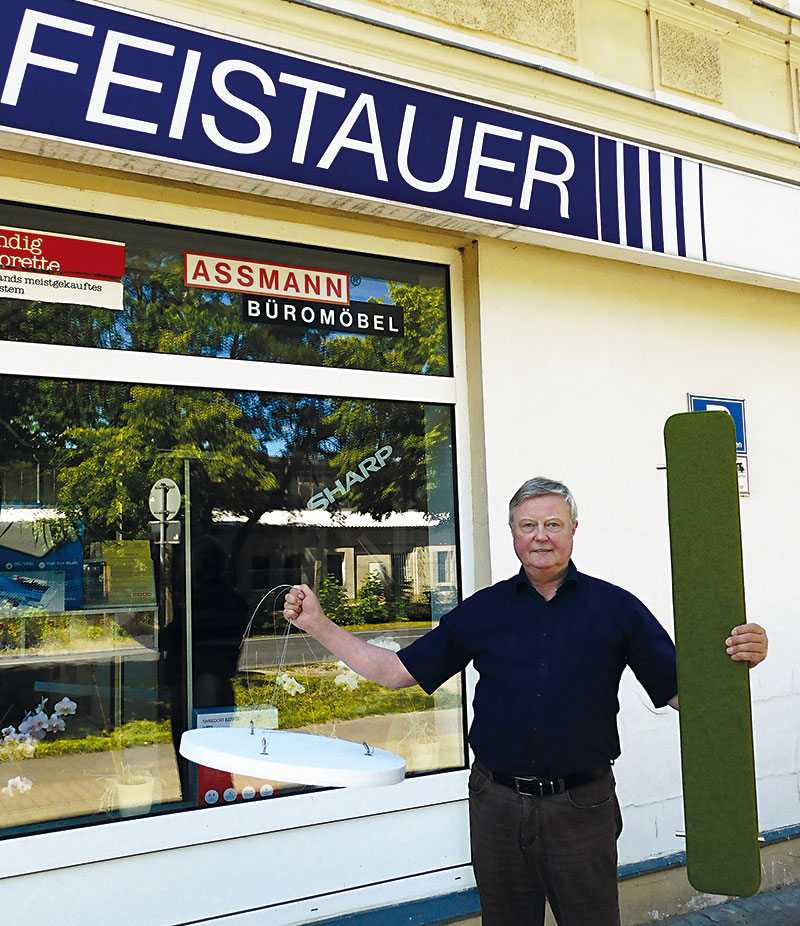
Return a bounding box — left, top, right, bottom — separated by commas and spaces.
324, 282, 448, 377
0, 375, 453, 599
51, 385, 276, 543
0, 220, 467, 820
0, 220, 451, 379
0, 376, 281, 617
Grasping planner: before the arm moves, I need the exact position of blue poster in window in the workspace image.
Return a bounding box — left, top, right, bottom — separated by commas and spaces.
688, 395, 747, 454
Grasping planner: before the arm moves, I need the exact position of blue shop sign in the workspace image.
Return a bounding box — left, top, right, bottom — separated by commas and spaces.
688, 395, 747, 454
0, 0, 705, 261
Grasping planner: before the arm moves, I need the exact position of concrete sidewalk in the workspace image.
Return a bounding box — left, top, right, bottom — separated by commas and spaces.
656, 883, 800, 924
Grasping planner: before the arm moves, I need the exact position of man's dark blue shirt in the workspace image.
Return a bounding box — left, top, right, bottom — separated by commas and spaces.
398, 561, 678, 777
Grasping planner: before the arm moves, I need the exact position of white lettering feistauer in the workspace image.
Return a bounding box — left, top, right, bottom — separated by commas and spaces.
278, 72, 346, 164
0, 11, 576, 222
169, 49, 202, 140
202, 59, 276, 155
86, 30, 175, 134
463, 121, 576, 217
520, 137, 575, 217
317, 92, 388, 181
1, 10, 95, 106
464, 122, 523, 208
397, 105, 463, 193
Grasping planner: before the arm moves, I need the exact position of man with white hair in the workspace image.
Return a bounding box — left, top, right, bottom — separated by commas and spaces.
284, 476, 767, 926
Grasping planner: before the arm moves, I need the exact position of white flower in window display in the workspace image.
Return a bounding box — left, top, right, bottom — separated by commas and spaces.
276, 673, 306, 696
46, 714, 67, 734
18, 709, 49, 741
333, 660, 360, 690
17, 737, 36, 758
1, 776, 33, 797
2, 694, 76, 796
1, 727, 20, 761
54, 697, 77, 717
1, 728, 37, 759
334, 670, 359, 691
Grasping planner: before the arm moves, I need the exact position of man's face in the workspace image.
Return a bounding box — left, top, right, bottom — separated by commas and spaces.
510, 494, 577, 581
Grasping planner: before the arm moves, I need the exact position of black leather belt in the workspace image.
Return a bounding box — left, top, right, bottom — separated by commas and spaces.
490, 765, 609, 797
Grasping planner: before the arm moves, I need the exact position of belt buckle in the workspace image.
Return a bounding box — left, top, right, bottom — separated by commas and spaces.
518, 775, 566, 796
516, 776, 546, 796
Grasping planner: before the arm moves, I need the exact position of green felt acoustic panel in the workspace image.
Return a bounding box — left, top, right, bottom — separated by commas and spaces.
664, 411, 760, 898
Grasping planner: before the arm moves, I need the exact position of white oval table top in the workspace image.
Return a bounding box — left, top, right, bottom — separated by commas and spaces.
180, 727, 406, 788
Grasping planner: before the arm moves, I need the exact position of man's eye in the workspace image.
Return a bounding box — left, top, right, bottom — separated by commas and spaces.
545, 522, 563, 533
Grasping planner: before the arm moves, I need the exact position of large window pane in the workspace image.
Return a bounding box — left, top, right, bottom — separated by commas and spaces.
0, 203, 451, 376
0, 374, 464, 834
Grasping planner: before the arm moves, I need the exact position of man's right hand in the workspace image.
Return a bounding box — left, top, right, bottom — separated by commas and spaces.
283, 584, 327, 633
282, 583, 417, 690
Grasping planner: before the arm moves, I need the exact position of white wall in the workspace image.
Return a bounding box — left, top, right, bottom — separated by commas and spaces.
0, 776, 472, 926
475, 237, 800, 864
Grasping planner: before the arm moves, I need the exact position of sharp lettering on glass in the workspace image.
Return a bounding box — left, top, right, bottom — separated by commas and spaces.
307, 446, 393, 510
0, 1, 599, 240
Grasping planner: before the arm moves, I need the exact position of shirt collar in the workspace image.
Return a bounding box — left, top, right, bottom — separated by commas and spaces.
515, 560, 579, 600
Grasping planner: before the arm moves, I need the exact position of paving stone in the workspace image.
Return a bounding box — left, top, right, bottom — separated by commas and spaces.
654, 884, 800, 925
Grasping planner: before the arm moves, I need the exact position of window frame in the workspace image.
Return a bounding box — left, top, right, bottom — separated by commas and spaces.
0, 193, 476, 879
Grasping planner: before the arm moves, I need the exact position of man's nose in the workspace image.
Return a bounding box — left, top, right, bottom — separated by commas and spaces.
532, 523, 550, 540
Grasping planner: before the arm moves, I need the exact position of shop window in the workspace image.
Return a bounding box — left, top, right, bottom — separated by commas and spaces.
0, 202, 452, 378
0, 207, 463, 836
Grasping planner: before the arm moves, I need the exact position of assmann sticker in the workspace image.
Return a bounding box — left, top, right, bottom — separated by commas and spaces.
243, 295, 404, 337
184, 252, 349, 304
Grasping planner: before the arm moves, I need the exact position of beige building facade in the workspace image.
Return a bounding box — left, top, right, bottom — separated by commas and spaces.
2, 1, 800, 923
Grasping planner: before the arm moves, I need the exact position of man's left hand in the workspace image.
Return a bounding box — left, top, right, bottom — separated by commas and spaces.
726, 623, 768, 666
